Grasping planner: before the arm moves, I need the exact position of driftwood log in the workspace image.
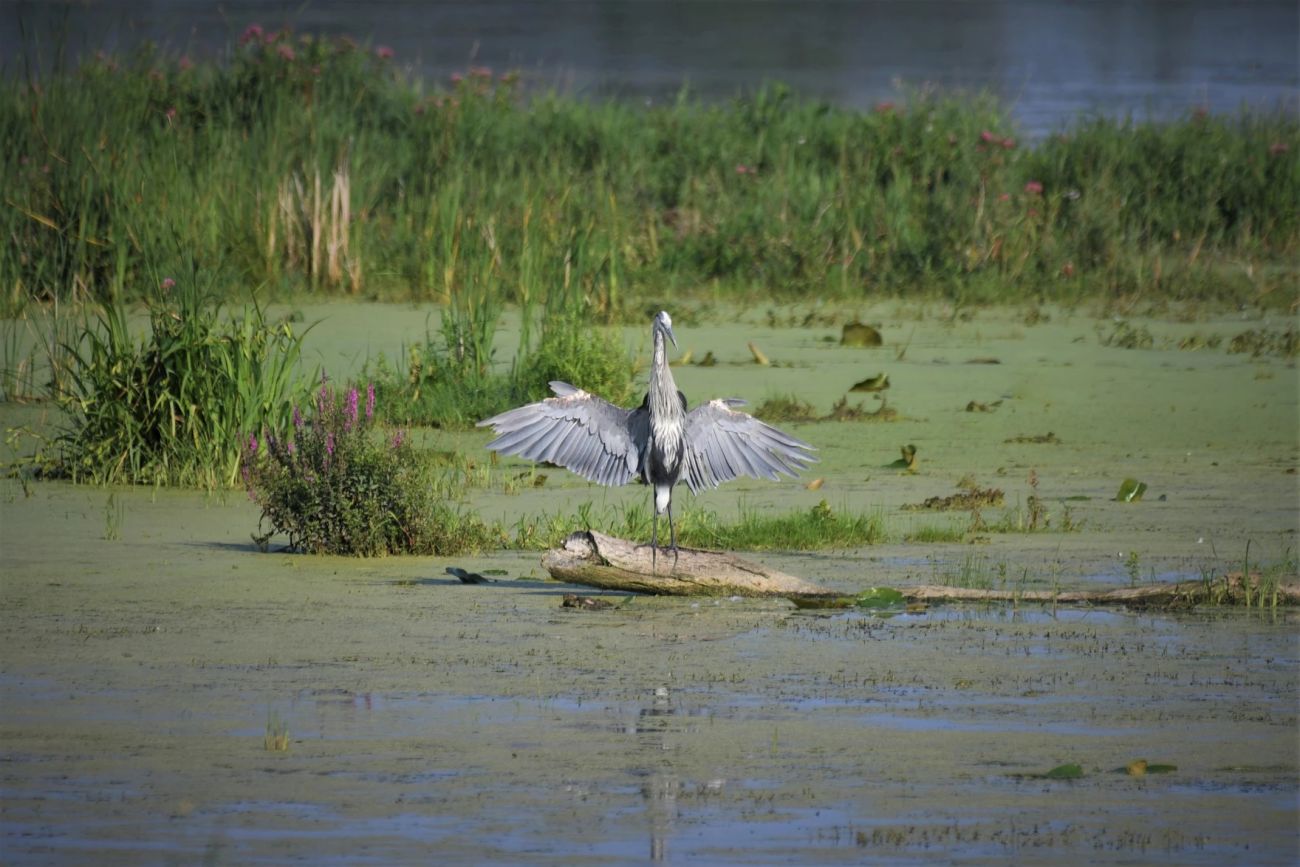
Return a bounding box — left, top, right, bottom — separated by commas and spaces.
542, 531, 834, 597
542, 532, 1299, 608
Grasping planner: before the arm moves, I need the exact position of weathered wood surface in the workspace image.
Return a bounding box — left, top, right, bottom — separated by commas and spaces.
541, 531, 835, 597
901, 573, 1300, 607
542, 533, 1298, 607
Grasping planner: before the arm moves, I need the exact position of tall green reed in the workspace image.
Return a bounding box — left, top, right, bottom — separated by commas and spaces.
53, 274, 312, 487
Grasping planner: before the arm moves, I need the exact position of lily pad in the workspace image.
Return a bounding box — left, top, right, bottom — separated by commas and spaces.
1116, 478, 1147, 502
1043, 763, 1085, 780
841, 321, 883, 347
850, 373, 890, 392
854, 587, 907, 609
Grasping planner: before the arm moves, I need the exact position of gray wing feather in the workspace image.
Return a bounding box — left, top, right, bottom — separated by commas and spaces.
477, 381, 642, 487
682, 399, 817, 494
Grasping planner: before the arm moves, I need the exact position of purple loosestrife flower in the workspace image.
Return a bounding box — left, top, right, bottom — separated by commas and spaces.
365, 383, 375, 421
293, 405, 303, 430
345, 387, 359, 430
391, 431, 405, 449
326, 432, 335, 456
247, 433, 258, 454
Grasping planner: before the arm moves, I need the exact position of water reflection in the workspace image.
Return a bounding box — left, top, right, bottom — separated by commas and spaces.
635, 686, 678, 862
4, 1, 1295, 134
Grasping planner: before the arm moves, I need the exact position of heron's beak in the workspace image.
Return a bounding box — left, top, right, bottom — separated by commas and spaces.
666, 325, 677, 350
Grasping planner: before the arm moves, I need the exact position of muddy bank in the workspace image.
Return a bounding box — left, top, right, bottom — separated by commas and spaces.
1, 304, 1297, 862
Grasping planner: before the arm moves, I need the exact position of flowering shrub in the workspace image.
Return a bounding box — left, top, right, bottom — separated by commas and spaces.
242, 378, 497, 555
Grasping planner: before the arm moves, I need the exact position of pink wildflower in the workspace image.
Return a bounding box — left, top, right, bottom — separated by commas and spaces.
293, 405, 303, 429
450, 71, 464, 84
277, 43, 295, 61
365, 383, 375, 420
178, 55, 194, 72
161, 277, 176, 290
1024, 180, 1043, 195
1001, 137, 1016, 149
469, 65, 492, 79
735, 164, 753, 175
326, 432, 335, 456
240, 24, 264, 45
345, 387, 359, 428
874, 101, 895, 114
376, 45, 394, 60
164, 106, 178, 122
247, 433, 259, 454
391, 431, 405, 449
997, 193, 1011, 203
1268, 142, 1289, 156
979, 130, 996, 143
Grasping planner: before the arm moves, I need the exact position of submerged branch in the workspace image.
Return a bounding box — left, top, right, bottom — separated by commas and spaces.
903, 572, 1300, 607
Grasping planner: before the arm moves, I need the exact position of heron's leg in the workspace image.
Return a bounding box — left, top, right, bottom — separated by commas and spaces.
650, 509, 659, 574
667, 497, 679, 571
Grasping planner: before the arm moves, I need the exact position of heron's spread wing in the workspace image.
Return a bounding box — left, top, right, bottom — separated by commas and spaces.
477, 382, 643, 487
682, 399, 817, 494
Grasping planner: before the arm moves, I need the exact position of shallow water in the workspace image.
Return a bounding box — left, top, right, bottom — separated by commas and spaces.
2, 303, 1298, 862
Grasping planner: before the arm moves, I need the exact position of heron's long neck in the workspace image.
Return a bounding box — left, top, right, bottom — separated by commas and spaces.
649, 329, 677, 409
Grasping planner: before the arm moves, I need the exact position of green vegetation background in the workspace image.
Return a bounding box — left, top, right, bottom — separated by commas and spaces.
4, 32, 1297, 315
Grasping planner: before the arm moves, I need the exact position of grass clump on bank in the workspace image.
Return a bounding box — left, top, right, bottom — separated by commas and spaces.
50, 279, 309, 487
3, 31, 1297, 315
242, 379, 497, 555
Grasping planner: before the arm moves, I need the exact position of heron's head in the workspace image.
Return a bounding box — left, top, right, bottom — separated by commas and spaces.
654, 310, 677, 349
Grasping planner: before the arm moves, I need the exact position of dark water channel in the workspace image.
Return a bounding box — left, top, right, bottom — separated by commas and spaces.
5, 0, 1297, 134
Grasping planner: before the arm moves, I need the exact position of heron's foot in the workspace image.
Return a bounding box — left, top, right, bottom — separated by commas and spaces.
635, 542, 678, 575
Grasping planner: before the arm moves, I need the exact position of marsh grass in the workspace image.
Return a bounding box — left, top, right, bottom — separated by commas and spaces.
4, 35, 1296, 314
51, 278, 310, 487
0, 301, 78, 402
101, 491, 125, 540
904, 520, 967, 543
367, 298, 636, 428
264, 710, 290, 752
512, 497, 885, 551
0, 320, 38, 402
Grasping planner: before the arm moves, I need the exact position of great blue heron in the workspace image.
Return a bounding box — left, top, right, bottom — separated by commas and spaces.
477, 311, 817, 569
